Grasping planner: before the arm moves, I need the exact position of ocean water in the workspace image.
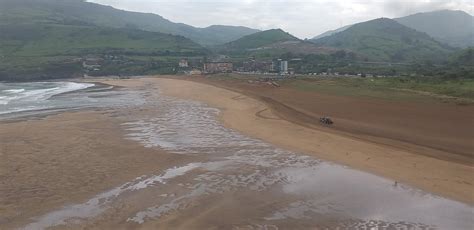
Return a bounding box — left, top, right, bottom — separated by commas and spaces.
22, 87, 473, 230
0, 81, 143, 119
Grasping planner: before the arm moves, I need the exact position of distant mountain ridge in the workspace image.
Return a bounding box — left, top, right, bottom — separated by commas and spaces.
394, 10, 474, 48
312, 25, 352, 40
311, 18, 454, 63
0, 0, 260, 46
220, 29, 300, 50
215, 29, 341, 58
312, 10, 474, 48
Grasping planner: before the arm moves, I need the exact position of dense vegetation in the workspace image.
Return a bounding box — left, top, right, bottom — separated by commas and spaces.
312, 18, 455, 63
0, 23, 206, 81
0, 0, 212, 81
0, 24, 204, 57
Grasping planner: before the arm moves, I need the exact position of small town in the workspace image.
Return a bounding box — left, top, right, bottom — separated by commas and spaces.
1, 0, 473, 230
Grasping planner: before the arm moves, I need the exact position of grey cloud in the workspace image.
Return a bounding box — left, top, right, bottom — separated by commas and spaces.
381, 0, 473, 17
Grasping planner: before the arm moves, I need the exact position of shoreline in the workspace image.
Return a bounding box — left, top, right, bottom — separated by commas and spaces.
1, 76, 472, 228
0, 81, 121, 123
131, 77, 473, 205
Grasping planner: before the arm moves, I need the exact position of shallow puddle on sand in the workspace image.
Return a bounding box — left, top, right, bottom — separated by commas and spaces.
22, 90, 473, 230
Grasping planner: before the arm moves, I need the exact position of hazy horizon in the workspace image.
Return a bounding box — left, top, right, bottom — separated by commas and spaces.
87, 0, 473, 39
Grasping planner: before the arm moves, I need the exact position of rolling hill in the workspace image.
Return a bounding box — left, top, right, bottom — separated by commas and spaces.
0, 0, 260, 46
312, 10, 473, 48
215, 29, 306, 57
0, 17, 207, 80
196, 25, 261, 46
311, 18, 455, 63
220, 29, 299, 50
0, 24, 205, 57
312, 25, 352, 40
395, 10, 474, 48
216, 29, 348, 58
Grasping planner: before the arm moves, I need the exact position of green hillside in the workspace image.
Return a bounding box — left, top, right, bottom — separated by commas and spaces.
0, 23, 206, 81
312, 25, 352, 40
0, 0, 259, 46
197, 25, 261, 46
450, 47, 474, 66
312, 18, 455, 63
222, 29, 299, 50
395, 10, 474, 48
438, 48, 474, 79
0, 24, 204, 57
214, 29, 301, 57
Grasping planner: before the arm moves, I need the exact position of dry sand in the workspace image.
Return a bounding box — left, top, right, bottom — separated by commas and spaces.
188, 76, 474, 165
148, 77, 473, 204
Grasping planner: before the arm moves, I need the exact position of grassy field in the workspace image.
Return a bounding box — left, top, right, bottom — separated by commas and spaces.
288, 77, 474, 104
207, 73, 474, 104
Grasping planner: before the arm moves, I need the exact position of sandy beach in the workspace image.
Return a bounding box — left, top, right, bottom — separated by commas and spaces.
1, 76, 472, 229
151, 77, 473, 204
0, 110, 195, 228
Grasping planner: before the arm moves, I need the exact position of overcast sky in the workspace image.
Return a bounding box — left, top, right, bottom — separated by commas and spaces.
88, 0, 473, 39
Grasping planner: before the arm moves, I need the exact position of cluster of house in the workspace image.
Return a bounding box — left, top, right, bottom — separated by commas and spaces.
238, 59, 288, 74
82, 57, 103, 72
178, 58, 291, 75
203, 62, 233, 73
179, 58, 233, 75
81, 55, 126, 73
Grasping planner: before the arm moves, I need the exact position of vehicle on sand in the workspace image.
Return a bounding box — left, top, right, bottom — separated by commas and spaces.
319, 117, 334, 125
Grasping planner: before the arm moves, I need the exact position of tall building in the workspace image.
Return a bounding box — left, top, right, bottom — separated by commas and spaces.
280, 61, 288, 74
272, 59, 289, 74
272, 60, 280, 72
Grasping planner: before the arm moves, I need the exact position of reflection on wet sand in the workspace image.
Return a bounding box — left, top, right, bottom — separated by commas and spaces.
23, 89, 473, 230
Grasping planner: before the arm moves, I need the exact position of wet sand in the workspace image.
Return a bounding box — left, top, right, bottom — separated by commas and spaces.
1, 77, 473, 229
0, 110, 193, 228
148, 77, 474, 205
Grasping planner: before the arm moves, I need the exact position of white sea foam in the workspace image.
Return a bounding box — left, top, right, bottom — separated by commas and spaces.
0, 82, 94, 115
19, 82, 93, 102
2, 88, 25, 94
0, 106, 51, 115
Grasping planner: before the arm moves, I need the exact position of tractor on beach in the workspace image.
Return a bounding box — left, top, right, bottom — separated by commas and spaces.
319, 117, 334, 125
